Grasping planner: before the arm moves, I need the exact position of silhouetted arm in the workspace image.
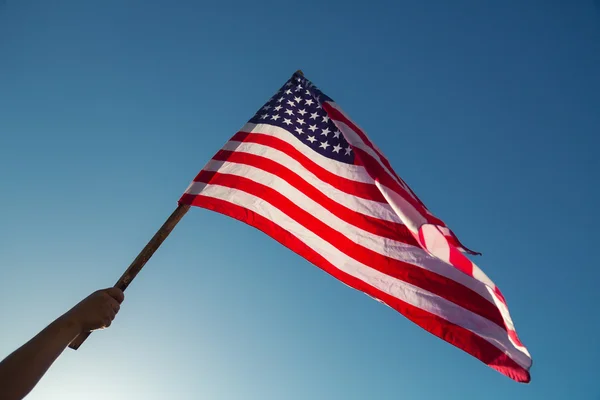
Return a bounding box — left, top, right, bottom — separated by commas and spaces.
0, 288, 124, 400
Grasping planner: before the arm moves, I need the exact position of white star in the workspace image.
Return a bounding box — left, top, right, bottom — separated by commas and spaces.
310, 112, 319, 120
298, 109, 307, 116
295, 85, 303, 91
287, 100, 295, 108
308, 124, 318, 132
295, 127, 304, 135
305, 89, 312, 95
321, 127, 330, 136
277, 97, 285, 102
283, 118, 292, 125
271, 114, 280, 121
285, 109, 294, 116
305, 99, 314, 106
285, 89, 292, 95
345, 146, 352, 155
274, 105, 282, 111
307, 135, 317, 143
322, 115, 330, 123
261, 113, 269, 119
333, 130, 341, 138
286, 81, 293, 87
262, 105, 272, 111
319, 141, 330, 150
316, 103, 322, 109
296, 118, 305, 126
332, 144, 342, 153
294, 96, 302, 103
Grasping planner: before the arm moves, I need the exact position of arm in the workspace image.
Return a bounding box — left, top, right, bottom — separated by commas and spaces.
0, 288, 125, 400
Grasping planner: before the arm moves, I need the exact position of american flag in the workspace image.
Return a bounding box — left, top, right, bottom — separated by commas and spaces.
180, 71, 532, 382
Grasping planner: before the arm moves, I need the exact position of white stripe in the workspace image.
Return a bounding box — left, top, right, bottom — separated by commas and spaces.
485, 285, 530, 356
244, 121, 427, 235
325, 106, 520, 334
221, 140, 402, 223
322, 102, 528, 356
420, 223, 526, 349
243, 122, 427, 236
471, 262, 496, 291
376, 181, 427, 234
326, 101, 388, 158
421, 224, 452, 264
187, 161, 521, 336
325, 105, 426, 212
192, 183, 532, 370
326, 102, 408, 187
333, 118, 418, 196
242, 122, 373, 183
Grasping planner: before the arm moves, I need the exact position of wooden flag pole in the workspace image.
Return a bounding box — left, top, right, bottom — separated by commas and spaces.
69, 203, 191, 350
70, 69, 304, 350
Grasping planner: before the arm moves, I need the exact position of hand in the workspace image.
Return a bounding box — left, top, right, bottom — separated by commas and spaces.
62, 288, 125, 333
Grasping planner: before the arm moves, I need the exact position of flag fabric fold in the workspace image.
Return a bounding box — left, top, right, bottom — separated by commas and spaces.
180, 71, 532, 382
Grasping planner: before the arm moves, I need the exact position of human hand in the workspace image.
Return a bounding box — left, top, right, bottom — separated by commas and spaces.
63, 288, 125, 333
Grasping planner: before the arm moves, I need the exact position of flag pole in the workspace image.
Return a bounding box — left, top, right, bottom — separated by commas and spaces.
70, 69, 304, 350
68, 203, 191, 350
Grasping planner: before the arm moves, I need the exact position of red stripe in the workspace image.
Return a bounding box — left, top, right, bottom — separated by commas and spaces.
209, 149, 419, 246
324, 103, 481, 256
446, 234, 475, 277
440, 239, 523, 346
508, 329, 525, 349
323, 103, 381, 161
421, 226, 518, 343
224, 130, 387, 202
494, 287, 507, 305
418, 225, 427, 250
179, 193, 530, 383
445, 231, 482, 256
185, 173, 507, 330
324, 103, 446, 227
324, 102, 418, 201
324, 102, 427, 208
352, 146, 446, 227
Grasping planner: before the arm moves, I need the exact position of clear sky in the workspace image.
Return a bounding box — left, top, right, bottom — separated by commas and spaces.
1, 0, 599, 399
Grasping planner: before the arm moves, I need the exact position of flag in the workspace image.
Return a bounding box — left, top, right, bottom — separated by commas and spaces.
180, 71, 532, 382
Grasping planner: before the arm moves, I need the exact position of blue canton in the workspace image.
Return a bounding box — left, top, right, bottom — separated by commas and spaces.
249, 72, 354, 164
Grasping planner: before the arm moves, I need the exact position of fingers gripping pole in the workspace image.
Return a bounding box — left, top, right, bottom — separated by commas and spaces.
69, 204, 191, 350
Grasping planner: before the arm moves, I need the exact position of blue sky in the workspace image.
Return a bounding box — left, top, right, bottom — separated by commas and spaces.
1, 0, 599, 398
